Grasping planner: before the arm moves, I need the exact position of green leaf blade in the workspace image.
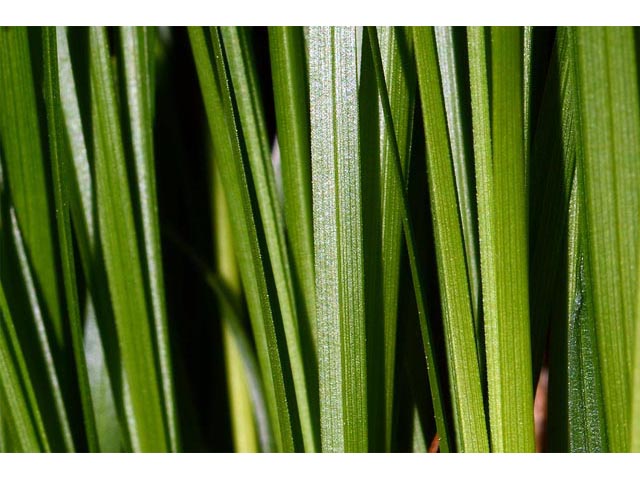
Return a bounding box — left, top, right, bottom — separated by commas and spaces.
120, 26, 178, 452
365, 26, 452, 453
566, 176, 608, 452
0, 282, 49, 452
374, 26, 416, 452
220, 26, 317, 453
308, 26, 367, 452
56, 26, 124, 453
0, 27, 64, 350
10, 208, 76, 452
414, 26, 488, 453
188, 26, 294, 452
468, 26, 535, 452
43, 26, 99, 452
89, 26, 168, 452
268, 26, 316, 339
433, 26, 481, 329
213, 169, 260, 453
574, 26, 640, 452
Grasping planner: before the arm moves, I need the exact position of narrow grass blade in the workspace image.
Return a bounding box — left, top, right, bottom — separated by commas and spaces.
89, 26, 168, 452
268, 26, 316, 341
358, 25, 416, 452
213, 167, 259, 453
120, 26, 178, 452
220, 26, 317, 452
0, 281, 49, 452
413, 26, 488, 453
546, 29, 609, 451
0, 123, 48, 454
189, 26, 294, 452
0, 27, 63, 349
533, 27, 605, 453
10, 209, 75, 451
269, 29, 321, 451
466, 33, 495, 434
574, 27, 640, 452
468, 26, 535, 452
56, 27, 95, 251
308, 26, 367, 452
365, 26, 451, 453
43, 26, 99, 452
433, 27, 480, 331
565, 172, 608, 452
373, 26, 416, 452
577, 26, 640, 452
57, 26, 124, 452
0, 32, 77, 449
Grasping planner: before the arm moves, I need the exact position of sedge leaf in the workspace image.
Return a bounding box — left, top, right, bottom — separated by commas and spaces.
574, 27, 640, 452
10, 209, 75, 451
369, 26, 417, 452
544, 29, 608, 452
565, 171, 608, 452
213, 167, 260, 453
268, 26, 316, 342
468, 26, 535, 452
56, 26, 124, 452
220, 26, 317, 452
366, 26, 452, 453
189, 26, 295, 452
414, 26, 488, 453
0, 280, 49, 452
308, 26, 367, 452
120, 26, 178, 452
0, 27, 64, 350
89, 26, 168, 452
43, 26, 99, 452
433, 27, 481, 331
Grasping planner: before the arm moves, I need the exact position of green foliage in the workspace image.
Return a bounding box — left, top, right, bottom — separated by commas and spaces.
308, 26, 367, 453
1, 25, 639, 453
414, 27, 488, 452
574, 27, 640, 453
468, 26, 535, 452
